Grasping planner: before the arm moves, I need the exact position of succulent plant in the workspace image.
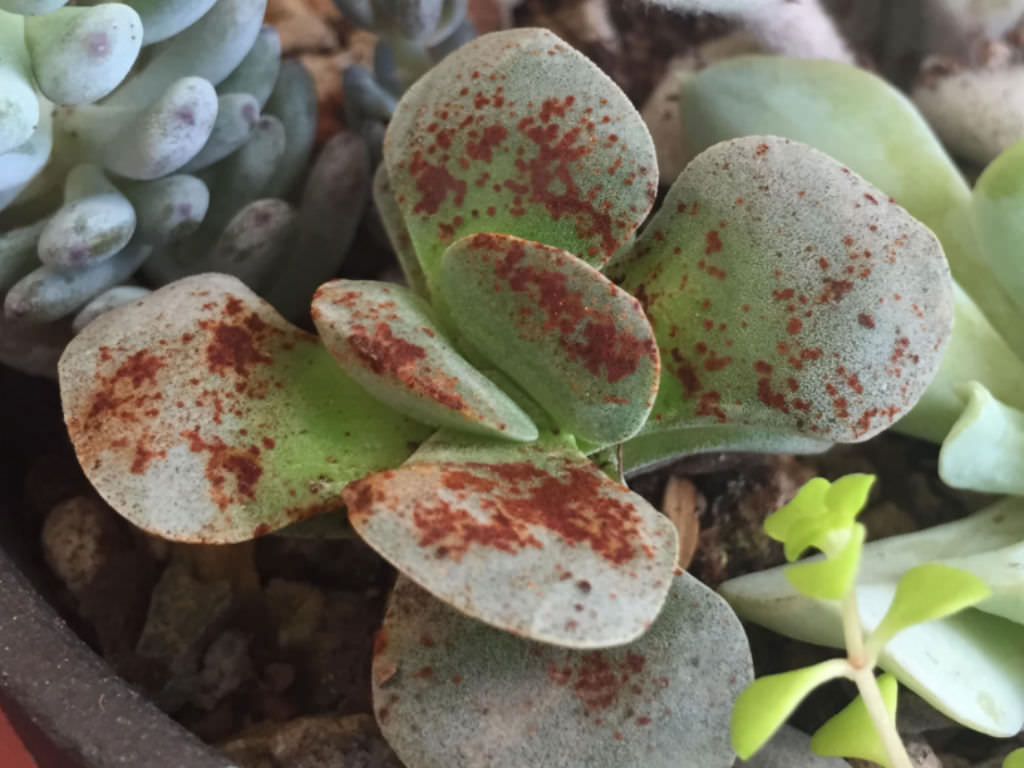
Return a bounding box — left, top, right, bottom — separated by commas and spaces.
57, 29, 953, 767
0, 0, 360, 376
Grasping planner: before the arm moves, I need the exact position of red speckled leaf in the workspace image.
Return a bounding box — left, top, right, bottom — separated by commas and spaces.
312, 279, 537, 441
343, 434, 678, 647
371, 572, 751, 768
58, 274, 432, 543
614, 135, 953, 456
384, 27, 657, 296
441, 233, 659, 446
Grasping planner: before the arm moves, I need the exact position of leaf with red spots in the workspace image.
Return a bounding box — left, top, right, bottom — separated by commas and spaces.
441, 233, 659, 446
312, 279, 537, 441
374, 162, 429, 297
384, 28, 657, 297
59, 274, 432, 543
371, 572, 751, 768
343, 432, 678, 647
613, 136, 952, 468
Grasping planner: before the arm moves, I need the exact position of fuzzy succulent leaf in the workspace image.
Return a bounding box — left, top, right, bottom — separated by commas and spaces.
343, 433, 678, 647
869, 564, 992, 651
0, 10, 38, 155
785, 523, 865, 601
72, 285, 150, 333
124, 0, 219, 46
0, 98, 52, 212
384, 27, 657, 297
179, 92, 260, 173
205, 199, 297, 287
374, 162, 428, 297
373, 571, 750, 768
614, 136, 952, 455
938, 382, 1024, 495
58, 274, 432, 543
441, 233, 659, 445
731, 659, 850, 760
262, 58, 317, 198
0, 219, 46, 293
123, 174, 210, 246
0, 0, 68, 13
217, 24, 281, 108
809, 674, 897, 767
312, 279, 538, 441
24, 4, 142, 105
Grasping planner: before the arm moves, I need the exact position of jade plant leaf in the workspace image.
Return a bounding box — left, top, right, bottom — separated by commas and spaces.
939, 382, 1024, 495
614, 135, 952, 455
441, 233, 660, 445
730, 658, 851, 760
311, 279, 538, 441
384, 27, 657, 294
58, 274, 432, 543
372, 572, 751, 768
342, 433, 678, 647
868, 564, 992, 652
719, 498, 1024, 736
810, 673, 898, 767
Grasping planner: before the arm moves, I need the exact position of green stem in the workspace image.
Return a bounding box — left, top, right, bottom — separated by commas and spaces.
850, 666, 914, 768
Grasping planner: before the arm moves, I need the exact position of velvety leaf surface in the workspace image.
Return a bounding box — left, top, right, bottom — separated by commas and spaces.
59, 274, 432, 543
384, 27, 657, 294
441, 233, 659, 445
343, 434, 678, 647
372, 572, 750, 768
311, 279, 537, 441
719, 499, 1024, 736
373, 162, 428, 297
615, 136, 952, 446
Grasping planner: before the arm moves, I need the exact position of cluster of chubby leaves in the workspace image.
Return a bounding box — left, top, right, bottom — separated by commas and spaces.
58, 29, 953, 768
730, 474, 991, 767
684, 54, 1024, 739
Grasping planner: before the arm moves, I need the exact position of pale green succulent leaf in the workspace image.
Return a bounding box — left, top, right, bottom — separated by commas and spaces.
374, 571, 751, 768
972, 137, 1024, 319
343, 432, 678, 648
441, 233, 659, 445
731, 659, 849, 760
311, 279, 537, 441
373, 162, 428, 297
58, 273, 432, 544
614, 136, 953, 456
938, 382, 1024, 495
810, 673, 898, 767
385, 27, 657, 296
785, 522, 865, 601
869, 564, 992, 651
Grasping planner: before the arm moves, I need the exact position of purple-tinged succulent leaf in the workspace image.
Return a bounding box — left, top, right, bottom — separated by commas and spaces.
442, 233, 659, 445
24, 3, 142, 105
614, 136, 952, 450
384, 28, 657, 296
72, 285, 151, 333
343, 433, 678, 647
206, 199, 297, 288
180, 92, 260, 173
58, 273, 432, 543
372, 571, 749, 768
123, 174, 210, 246
218, 25, 281, 108
312, 279, 537, 441
262, 59, 317, 199
124, 0, 219, 46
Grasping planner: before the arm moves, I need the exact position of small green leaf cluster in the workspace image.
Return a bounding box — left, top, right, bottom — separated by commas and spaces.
732, 474, 992, 768
0, 0, 362, 376
55, 28, 955, 768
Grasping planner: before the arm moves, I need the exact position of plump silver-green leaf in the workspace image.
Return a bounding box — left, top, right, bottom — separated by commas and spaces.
0, 219, 46, 293
58, 273, 432, 544
123, 174, 210, 246
442, 233, 659, 445
373, 572, 750, 768
719, 498, 1024, 736
312, 279, 537, 441
0, 10, 38, 156
206, 199, 297, 287
614, 136, 952, 452
179, 92, 259, 172
218, 24, 281, 108
24, 3, 142, 105
384, 28, 657, 295
72, 285, 150, 333
0, 97, 52, 211
123, 0, 219, 45
343, 434, 678, 647
262, 58, 317, 199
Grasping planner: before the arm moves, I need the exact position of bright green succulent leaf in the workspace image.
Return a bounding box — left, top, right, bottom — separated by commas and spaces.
311, 279, 537, 442
58, 274, 432, 544
731, 659, 850, 760
973, 137, 1024, 310
374, 571, 751, 768
938, 382, 1024, 495
720, 501, 1024, 736
764, 476, 828, 546
785, 522, 865, 601
342, 432, 678, 648
869, 564, 992, 652
441, 233, 659, 446
384, 27, 657, 296
895, 286, 1024, 443
372, 162, 428, 298
614, 136, 953, 457
680, 55, 1024, 362
1005, 749, 1024, 768
810, 673, 897, 767
781, 475, 873, 562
